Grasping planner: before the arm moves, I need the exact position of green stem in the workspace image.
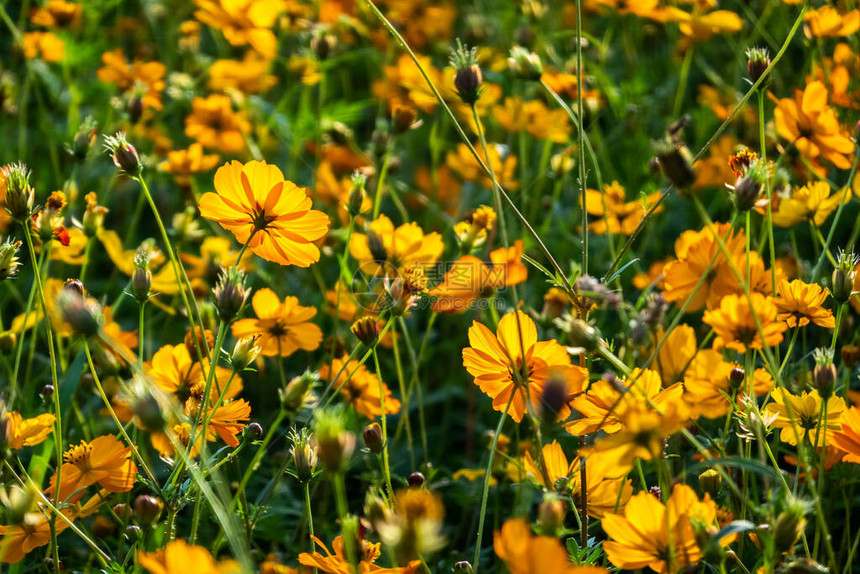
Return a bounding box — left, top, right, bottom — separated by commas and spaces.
371, 347, 395, 501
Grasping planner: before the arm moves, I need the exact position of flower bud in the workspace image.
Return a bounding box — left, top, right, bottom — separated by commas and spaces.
540, 369, 570, 424
841, 344, 860, 368
351, 316, 379, 347
392, 105, 420, 135
729, 367, 745, 389
280, 371, 317, 412
0, 331, 16, 354
773, 507, 807, 554
407, 472, 425, 488
57, 288, 102, 338
0, 238, 22, 281
559, 317, 600, 353
652, 137, 696, 191
230, 336, 262, 372
453, 561, 473, 574
313, 407, 356, 472
363, 422, 384, 454
212, 267, 250, 322
347, 172, 369, 217
698, 469, 722, 497
2, 163, 35, 221
508, 45, 543, 80
124, 525, 142, 542
41, 384, 54, 398
812, 348, 836, 399
70, 118, 97, 161
134, 495, 164, 525
81, 192, 108, 238
733, 176, 762, 212
553, 476, 570, 494
247, 422, 263, 439
831, 250, 858, 305
450, 40, 483, 105
104, 132, 141, 175
367, 230, 388, 264
113, 503, 131, 520
289, 427, 318, 483
779, 558, 829, 574
537, 493, 566, 535
130, 267, 152, 303
746, 47, 771, 85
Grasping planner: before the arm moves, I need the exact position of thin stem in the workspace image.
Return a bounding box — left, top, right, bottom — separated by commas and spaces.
371, 346, 395, 501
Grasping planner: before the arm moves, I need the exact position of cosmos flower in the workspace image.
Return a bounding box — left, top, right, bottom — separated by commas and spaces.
829, 406, 860, 464
774, 279, 835, 328
5, 412, 55, 450
231, 288, 322, 357
703, 293, 788, 353
138, 539, 238, 573
49, 435, 138, 502
494, 518, 607, 574
765, 389, 845, 447
319, 355, 401, 419
198, 160, 330, 266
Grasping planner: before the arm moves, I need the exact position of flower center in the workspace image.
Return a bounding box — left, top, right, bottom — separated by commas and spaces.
63, 441, 93, 470
268, 321, 289, 337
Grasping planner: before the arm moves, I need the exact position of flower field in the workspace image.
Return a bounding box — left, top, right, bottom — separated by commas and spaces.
1, 0, 860, 572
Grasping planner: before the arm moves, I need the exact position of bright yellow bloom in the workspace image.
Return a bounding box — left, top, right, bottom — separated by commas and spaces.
494, 518, 607, 574
566, 369, 682, 435
30, 0, 82, 28
49, 435, 138, 502
771, 181, 848, 228
652, 325, 697, 385
774, 279, 835, 328
232, 288, 322, 357
0, 507, 73, 564
198, 160, 330, 266
138, 539, 238, 573
493, 97, 571, 143
5, 412, 55, 450
804, 5, 860, 38
463, 311, 582, 424
429, 241, 527, 313
703, 293, 788, 353
683, 349, 773, 419
147, 343, 241, 406
185, 95, 251, 154
319, 355, 401, 419
661, 222, 746, 311
583, 181, 662, 235
660, 3, 743, 41
773, 81, 855, 170
299, 533, 416, 573
97, 48, 166, 110
446, 142, 519, 191
381, 0, 457, 50
349, 214, 444, 276
159, 144, 220, 187
22, 32, 64, 62
829, 406, 860, 464
602, 484, 719, 574
209, 52, 278, 94
194, 0, 280, 58
765, 389, 845, 447
522, 441, 632, 519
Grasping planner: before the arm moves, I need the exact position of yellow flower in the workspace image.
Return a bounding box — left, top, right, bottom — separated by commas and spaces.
349, 214, 444, 276
771, 181, 848, 228
583, 181, 662, 235
138, 539, 238, 573
661, 222, 746, 311
566, 369, 682, 435
30, 0, 82, 28
829, 406, 860, 464
381, 0, 457, 50
22, 32, 64, 63
446, 142, 519, 191
765, 388, 845, 447
231, 288, 322, 357
683, 349, 773, 419
522, 441, 632, 519
493, 97, 571, 143
774, 279, 835, 328
159, 144, 220, 187
185, 95, 251, 154
804, 5, 860, 38
318, 355, 401, 419
494, 517, 607, 574
194, 0, 280, 58
602, 484, 719, 574
703, 293, 788, 353
0, 506, 74, 564
299, 533, 414, 573
96, 48, 166, 110
693, 134, 741, 190
5, 412, 55, 450
773, 81, 855, 170
198, 160, 330, 266
209, 52, 278, 94
147, 343, 241, 406
49, 435, 138, 502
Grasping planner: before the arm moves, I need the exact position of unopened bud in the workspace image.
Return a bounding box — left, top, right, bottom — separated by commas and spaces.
124, 524, 142, 542
0, 331, 16, 354
41, 384, 54, 398
537, 493, 566, 535
841, 345, 860, 368
453, 561, 473, 574
351, 316, 379, 347
104, 132, 142, 175
392, 105, 420, 135
831, 250, 858, 304
57, 289, 102, 337
698, 469, 722, 497
450, 40, 483, 105
746, 47, 771, 85
733, 176, 762, 212
407, 472, 425, 488
133, 495, 164, 525
2, 163, 35, 221
281, 371, 317, 412
212, 267, 250, 322
812, 348, 836, 399
729, 367, 745, 389
508, 45, 543, 80
363, 422, 384, 454
130, 267, 152, 302
247, 422, 263, 439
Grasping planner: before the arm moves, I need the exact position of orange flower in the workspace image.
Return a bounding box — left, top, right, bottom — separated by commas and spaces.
430, 241, 527, 313
159, 144, 220, 187
204, 399, 251, 447
198, 160, 330, 266
804, 5, 860, 38
185, 95, 251, 154
583, 181, 662, 235
349, 214, 444, 276
703, 293, 788, 353
49, 435, 137, 502
299, 533, 413, 573
683, 349, 773, 419
773, 81, 855, 170
5, 412, 55, 450
138, 539, 237, 573
446, 142, 519, 191
602, 485, 719, 573
765, 389, 845, 447
319, 355, 401, 419
194, 0, 280, 58
829, 406, 860, 464
462, 310, 582, 423
771, 181, 848, 228
96, 48, 166, 110
0, 507, 73, 564
494, 518, 606, 574
493, 97, 571, 143
774, 279, 835, 328
147, 343, 240, 406
209, 52, 278, 94
231, 288, 322, 357
30, 0, 82, 28
22, 32, 64, 62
